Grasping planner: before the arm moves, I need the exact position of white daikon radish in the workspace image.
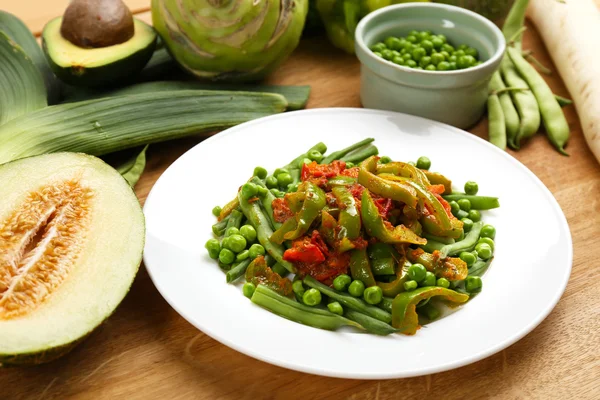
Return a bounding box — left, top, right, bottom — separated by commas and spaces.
527, 0, 600, 161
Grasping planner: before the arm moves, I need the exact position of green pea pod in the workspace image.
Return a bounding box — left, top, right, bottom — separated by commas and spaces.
332, 186, 361, 239
392, 287, 469, 335
361, 190, 426, 245
422, 171, 452, 195
328, 175, 357, 187
377, 260, 410, 298
367, 243, 397, 276
407, 248, 468, 281
376, 161, 430, 187
358, 156, 418, 208
349, 248, 376, 287
270, 182, 326, 243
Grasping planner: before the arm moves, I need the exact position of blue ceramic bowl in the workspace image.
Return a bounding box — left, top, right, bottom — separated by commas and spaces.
355, 3, 506, 129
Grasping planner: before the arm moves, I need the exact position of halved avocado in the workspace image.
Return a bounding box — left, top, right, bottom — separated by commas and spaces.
0, 153, 145, 366
42, 17, 157, 87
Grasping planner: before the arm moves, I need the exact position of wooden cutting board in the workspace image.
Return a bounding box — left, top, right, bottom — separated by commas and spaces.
1, 2, 599, 399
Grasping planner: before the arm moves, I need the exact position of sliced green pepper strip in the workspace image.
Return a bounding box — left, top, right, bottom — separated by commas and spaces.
318, 210, 354, 253
270, 182, 326, 244
421, 215, 463, 239
367, 243, 397, 276
361, 190, 426, 245
328, 175, 357, 187
332, 186, 361, 239
376, 162, 430, 187
377, 260, 410, 298
349, 248, 376, 287
377, 173, 452, 232
408, 248, 468, 281
358, 156, 418, 208
423, 171, 453, 195
392, 287, 469, 335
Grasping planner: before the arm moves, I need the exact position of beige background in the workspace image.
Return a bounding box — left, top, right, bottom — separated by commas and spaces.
1, 1, 599, 399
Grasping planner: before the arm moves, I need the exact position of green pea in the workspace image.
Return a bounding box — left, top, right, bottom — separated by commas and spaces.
390, 50, 401, 58
442, 43, 454, 53
409, 30, 419, 37
381, 49, 394, 60
219, 248, 235, 264
448, 55, 457, 63
421, 40, 434, 53
404, 280, 418, 291
422, 271, 436, 287
407, 263, 427, 282
475, 243, 493, 260
274, 168, 289, 176
370, 42, 386, 52
412, 47, 427, 61
416, 156, 431, 170
449, 200, 460, 215
454, 49, 466, 57
406, 59, 417, 68
480, 224, 496, 239
256, 186, 269, 197
276, 172, 293, 188
243, 282, 256, 299
478, 237, 495, 251
379, 156, 392, 164
287, 183, 299, 193
402, 41, 414, 51
431, 37, 444, 50
226, 234, 247, 253
457, 44, 468, 51
212, 206, 222, 217
265, 175, 278, 188
333, 274, 352, 291
465, 47, 478, 58
327, 301, 344, 315
308, 149, 324, 163
461, 218, 474, 232
345, 162, 355, 168
292, 280, 305, 297
459, 251, 476, 267
472, 250, 478, 259
402, 52, 413, 61
437, 277, 450, 288
465, 276, 483, 293
363, 286, 383, 305
224, 227, 240, 237
406, 35, 418, 43
436, 34, 447, 43
439, 51, 450, 60
241, 182, 258, 199
418, 31, 431, 41
425, 64, 436, 71
431, 52, 445, 66
449, 62, 457, 70
457, 198, 471, 211
463, 180, 479, 195
248, 243, 266, 259
253, 166, 268, 179
348, 280, 365, 297
373, 51, 383, 58
383, 37, 396, 48
205, 238, 221, 259
270, 188, 284, 198
437, 61, 450, 71
468, 209, 481, 222
392, 56, 405, 65
236, 250, 249, 262
240, 225, 257, 243
415, 66, 424, 70
303, 288, 322, 306
419, 56, 432, 68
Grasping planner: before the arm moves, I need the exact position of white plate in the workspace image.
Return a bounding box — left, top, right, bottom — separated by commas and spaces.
143, 108, 572, 379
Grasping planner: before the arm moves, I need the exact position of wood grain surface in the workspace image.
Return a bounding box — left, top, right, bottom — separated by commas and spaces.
2, 3, 600, 400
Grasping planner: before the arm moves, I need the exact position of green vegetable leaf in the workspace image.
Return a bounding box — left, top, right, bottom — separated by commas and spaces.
117, 145, 149, 187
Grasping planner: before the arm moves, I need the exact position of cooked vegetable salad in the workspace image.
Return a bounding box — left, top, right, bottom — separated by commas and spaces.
206, 139, 499, 336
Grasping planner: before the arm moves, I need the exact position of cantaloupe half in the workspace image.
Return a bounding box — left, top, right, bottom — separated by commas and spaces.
0, 153, 145, 366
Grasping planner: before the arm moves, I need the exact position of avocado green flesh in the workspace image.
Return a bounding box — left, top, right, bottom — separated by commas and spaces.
0, 153, 145, 366
42, 17, 157, 86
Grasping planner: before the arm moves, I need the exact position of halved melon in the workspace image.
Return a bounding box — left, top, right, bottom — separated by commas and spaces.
0, 153, 145, 366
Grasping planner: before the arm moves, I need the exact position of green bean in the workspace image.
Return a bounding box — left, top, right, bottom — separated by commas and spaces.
321, 138, 375, 164
487, 92, 506, 150
377, 297, 394, 314
344, 310, 398, 336
416, 302, 441, 321
468, 258, 493, 277
251, 285, 362, 331
285, 142, 328, 170
303, 276, 392, 323
507, 47, 570, 155
212, 213, 232, 236
225, 258, 252, 283
500, 57, 540, 147
420, 238, 446, 253
439, 221, 484, 258
422, 233, 455, 245
554, 95, 572, 107
225, 209, 243, 231
271, 263, 290, 278
250, 177, 281, 230
442, 194, 500, 210
340, 145, 379, 164
238, 192, 295, 273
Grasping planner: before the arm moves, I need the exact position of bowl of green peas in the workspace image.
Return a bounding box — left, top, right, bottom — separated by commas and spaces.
355, 2, 505, 129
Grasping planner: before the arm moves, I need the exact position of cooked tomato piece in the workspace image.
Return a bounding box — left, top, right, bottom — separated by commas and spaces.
271, 197, 294, 223
341, 167, 359, 178
283, 236, 326, 264
301, 161, 347, 187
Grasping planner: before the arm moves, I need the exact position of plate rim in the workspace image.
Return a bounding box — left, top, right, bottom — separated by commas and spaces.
142, 107, 573, 379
